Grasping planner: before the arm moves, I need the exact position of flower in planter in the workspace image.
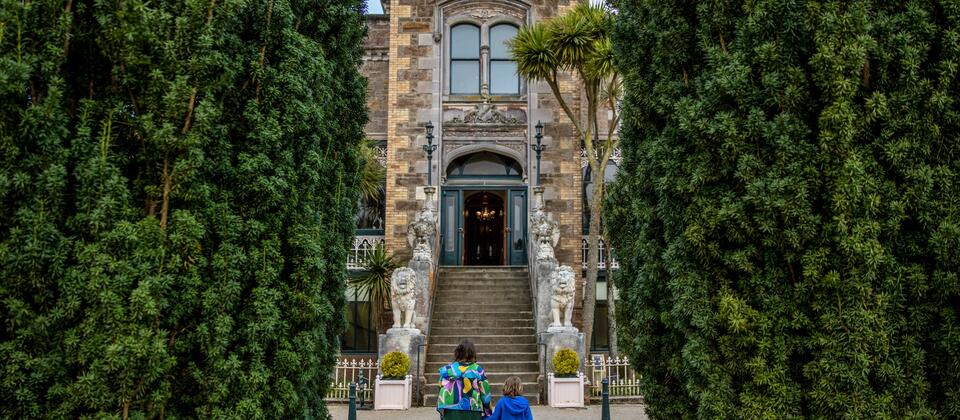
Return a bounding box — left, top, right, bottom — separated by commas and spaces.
553, 348, 579, 378
381, 351, 410, 380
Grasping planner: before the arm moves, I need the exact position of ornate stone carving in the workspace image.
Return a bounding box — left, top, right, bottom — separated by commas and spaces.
531, 206, 560, 262
407, 189, 437, 263
446, 102, 524, 125
390, 267, 418, 329
448, 4, 525, 23
550, 266, 576, 328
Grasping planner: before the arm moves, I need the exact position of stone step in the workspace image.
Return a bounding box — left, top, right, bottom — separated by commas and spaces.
439, 266, 528, 271
430, 319, 534, 328
428, 342, 538, 353
425, 351, 538, 363
434, 303, 534, 312
428, 334, 536, 342
425, 371, 539, 384
438, 280, 530, 287
432, 311, 533, 319
434, 294, 531, 303
425, 360, 539, 373
423, 391, 541, 407
429, 327, 536, 336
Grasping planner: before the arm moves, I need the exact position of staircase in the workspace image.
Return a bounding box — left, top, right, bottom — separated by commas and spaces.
423, 266, 541, 406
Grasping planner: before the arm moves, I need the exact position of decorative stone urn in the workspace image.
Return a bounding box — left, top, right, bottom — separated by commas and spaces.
547, 372, 585, 408
374, 374, 412, 410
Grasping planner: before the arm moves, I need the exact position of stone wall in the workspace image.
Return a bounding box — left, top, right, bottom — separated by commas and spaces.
363, 15, 390, 139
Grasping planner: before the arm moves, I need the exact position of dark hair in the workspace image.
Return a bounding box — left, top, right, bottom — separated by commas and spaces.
503, 376, 523, 397
454, 339, 476, 364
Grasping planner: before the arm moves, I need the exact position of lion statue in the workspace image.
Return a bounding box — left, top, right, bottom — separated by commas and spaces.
390, 267, 418, 329
550, 265, 576, 328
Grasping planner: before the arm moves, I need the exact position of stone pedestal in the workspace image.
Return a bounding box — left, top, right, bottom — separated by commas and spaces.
378, 329, 426, 376
378, 328, 426, 404
541, 330, 586, 376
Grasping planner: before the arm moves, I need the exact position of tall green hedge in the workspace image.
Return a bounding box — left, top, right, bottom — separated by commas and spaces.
606, 1, 960, 418
0, 0, 366, 417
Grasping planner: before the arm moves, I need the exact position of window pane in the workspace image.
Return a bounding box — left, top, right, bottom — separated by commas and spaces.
490, 25, 517, 59
450, 61, 480, 94
490, 61, 519, 95
451, 25, 480, 59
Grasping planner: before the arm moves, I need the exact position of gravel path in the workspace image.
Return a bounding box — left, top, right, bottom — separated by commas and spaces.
328, 404, 649, 420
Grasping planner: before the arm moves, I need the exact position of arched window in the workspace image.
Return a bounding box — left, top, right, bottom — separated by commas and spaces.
450, 24, 480, 94
446, 152, 523, 179
489, 24, 519, 95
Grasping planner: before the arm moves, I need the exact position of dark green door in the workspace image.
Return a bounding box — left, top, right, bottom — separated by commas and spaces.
441, 189, 462, 265
507, 189, 528, 265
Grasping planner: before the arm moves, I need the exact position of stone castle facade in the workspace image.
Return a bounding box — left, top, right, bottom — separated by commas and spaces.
347, 0, 618, 354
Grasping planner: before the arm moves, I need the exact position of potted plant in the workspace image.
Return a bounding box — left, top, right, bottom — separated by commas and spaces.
374, 351, 412, 410
548, 348, 585, 407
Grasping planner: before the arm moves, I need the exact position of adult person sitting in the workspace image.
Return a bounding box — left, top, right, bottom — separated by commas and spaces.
436, 339, 492, 419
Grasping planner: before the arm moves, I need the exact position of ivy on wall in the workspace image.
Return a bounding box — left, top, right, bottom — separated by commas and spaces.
606, 1, 960, 418
0, 0, 367, 417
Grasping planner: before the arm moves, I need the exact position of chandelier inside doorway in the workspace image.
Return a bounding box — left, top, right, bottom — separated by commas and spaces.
473, 194, 498, 221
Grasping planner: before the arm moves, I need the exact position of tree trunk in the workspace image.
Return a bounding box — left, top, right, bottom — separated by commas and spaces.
583, 179, 602, 357
607, 256, 619, 357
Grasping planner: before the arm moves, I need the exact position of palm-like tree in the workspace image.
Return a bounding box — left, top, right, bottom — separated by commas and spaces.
510, 1, 622, 355
349, 244, 400, 331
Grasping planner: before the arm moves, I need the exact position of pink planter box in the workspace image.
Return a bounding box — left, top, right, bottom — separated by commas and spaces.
374, 375, 412, 410
548, 373, 585, 408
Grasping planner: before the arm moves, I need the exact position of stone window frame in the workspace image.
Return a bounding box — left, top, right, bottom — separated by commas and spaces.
441, 6, 527, 100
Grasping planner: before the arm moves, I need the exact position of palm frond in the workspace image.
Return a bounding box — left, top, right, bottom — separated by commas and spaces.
509, 24, 558, 81
358, 139, 385, 203
348, 244, 400, 329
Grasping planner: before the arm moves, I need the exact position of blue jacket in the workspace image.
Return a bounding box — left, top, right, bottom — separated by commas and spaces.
489, 396, 533, 420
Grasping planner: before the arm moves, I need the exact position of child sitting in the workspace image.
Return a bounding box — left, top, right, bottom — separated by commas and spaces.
489, 376, 533, 420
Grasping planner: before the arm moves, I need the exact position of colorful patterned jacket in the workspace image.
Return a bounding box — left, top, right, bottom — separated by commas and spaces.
436, 361, 493, 416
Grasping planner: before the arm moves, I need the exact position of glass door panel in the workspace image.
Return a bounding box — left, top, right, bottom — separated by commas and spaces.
507, 189, 528, 265
441, 189, 462, 265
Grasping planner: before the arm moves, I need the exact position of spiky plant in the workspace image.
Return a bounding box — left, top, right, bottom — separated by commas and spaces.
348, 244, 400, 330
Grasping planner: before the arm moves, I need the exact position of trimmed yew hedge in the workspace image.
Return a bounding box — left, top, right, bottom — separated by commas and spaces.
1, 0, 366, 417
606, 1, 960, 418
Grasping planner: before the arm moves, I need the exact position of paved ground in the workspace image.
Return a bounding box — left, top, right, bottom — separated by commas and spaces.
329, 404, 649, 420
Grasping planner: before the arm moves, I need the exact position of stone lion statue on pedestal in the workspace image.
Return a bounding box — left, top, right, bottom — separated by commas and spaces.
550, 265, 576, 328
390, 267, 417, 329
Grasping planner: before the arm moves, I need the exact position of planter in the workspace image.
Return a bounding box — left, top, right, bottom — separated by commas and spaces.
548, 372, 585, 408
374, 375, 412, 410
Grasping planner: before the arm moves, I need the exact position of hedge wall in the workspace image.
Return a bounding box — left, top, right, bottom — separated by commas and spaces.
606, 1, 960, 418
0, 0, 366, 417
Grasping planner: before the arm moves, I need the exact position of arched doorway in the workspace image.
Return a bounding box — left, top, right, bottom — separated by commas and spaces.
463, 191, 505, 265
440, 151, 528, 266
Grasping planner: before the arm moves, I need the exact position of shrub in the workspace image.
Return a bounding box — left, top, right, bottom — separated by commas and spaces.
553, 348, 579, 377
607, 0, 960, 418
0, 0, 367, 417
381, 352, 410, 380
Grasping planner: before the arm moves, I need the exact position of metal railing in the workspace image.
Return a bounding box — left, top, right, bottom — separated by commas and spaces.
582, 236, 619, 270
347, 235, 385, 270
326, 358, 379, 403
586, 356, 642, 398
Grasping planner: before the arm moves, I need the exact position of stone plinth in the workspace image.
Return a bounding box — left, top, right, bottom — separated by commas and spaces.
542, 330, 586, 377
379, 328, 425, 377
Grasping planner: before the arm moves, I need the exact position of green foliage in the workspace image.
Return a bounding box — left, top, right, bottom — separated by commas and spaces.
359, 139, 386, 204
607, 0, 960, 418
552, 348, 579, 377
0, 0, 367, 418
380, 351, 410, 380
349, 244, 400, 329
